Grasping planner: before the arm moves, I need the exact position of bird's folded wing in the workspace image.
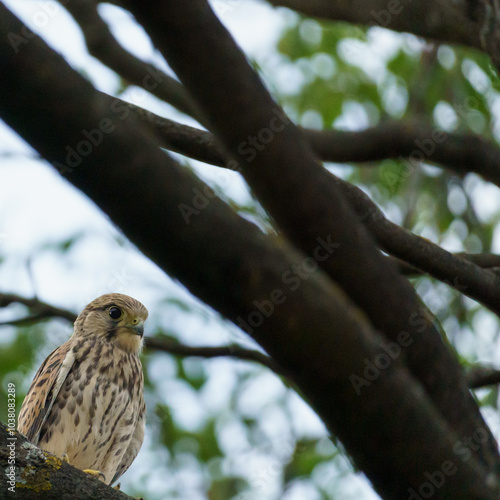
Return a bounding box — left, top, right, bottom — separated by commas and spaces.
18, 340, 74, 444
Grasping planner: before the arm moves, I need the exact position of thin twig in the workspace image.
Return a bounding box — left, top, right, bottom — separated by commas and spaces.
467, 365, 500, 389
394, 254, 500, 276
146, 337, 285, 375
0, 293, 283, 375
0, 293, 77, 322
58, 0, 205, 123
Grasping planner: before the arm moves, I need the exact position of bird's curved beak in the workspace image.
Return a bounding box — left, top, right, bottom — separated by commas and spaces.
129, 320, 145, 337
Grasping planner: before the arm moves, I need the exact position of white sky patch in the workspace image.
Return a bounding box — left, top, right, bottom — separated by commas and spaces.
469, 178, 500, 223
210, 0, 286, 57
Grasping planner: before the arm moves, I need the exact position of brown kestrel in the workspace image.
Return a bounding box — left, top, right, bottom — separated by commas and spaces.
18, 293, 148, 485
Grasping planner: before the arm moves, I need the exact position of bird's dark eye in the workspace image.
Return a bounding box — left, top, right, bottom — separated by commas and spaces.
109, 307, 122, 320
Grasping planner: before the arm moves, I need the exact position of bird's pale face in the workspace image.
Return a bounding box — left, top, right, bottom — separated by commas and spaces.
75, 294, 149, 353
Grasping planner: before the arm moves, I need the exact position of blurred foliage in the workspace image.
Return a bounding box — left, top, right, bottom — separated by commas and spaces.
2, 7, 500, 500
0, 325, 45, 419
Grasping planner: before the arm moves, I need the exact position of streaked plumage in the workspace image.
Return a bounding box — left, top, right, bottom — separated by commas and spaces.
18, 293, 148, 485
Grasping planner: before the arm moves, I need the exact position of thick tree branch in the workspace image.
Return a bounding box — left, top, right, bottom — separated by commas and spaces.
305, 123, 500, 188
57, 0, 204, 123
99, 93, 229, 166
0, 423, 129, 499
1, 6, 499, 497
103, 94, 500, 312
104, 94, 500, 190
329, 175, 500, 311
123, 0, 500, 478
266, 0, 500, 71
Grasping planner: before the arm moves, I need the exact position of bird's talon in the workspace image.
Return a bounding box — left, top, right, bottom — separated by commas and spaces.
61, 453, 70, 463
83, 469, 106, 482
113, 483, 121, 491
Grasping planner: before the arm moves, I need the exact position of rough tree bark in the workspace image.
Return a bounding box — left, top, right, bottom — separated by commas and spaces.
0, 423, 128, 499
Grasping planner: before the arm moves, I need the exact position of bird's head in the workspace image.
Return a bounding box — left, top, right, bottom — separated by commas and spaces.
74, 293, 149, 353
